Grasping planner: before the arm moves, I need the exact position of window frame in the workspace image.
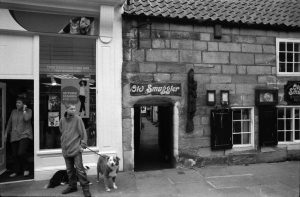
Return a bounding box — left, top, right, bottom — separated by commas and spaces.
231, 107, 255, 148
277, 105, 300, 144
276, 38, 300, 76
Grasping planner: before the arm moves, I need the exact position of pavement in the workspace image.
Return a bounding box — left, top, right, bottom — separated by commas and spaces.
0, 161, 299, 197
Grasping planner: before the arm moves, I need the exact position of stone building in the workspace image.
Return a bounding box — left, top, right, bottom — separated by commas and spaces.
121, 0, 300, 170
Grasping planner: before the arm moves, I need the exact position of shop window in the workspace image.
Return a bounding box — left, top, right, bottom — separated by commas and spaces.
232, 107, 254, 147
277, 107, 300, 143
277, 38, 300, 75
39, 36, 96, 149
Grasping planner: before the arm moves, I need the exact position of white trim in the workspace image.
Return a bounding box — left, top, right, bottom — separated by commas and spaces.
232, 107, 255, 148
173, 101, 179, 158
0, 75, 34, 80
276, 37, 300, 76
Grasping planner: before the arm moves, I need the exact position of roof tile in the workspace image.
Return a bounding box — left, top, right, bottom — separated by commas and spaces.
124, 0, 300, 27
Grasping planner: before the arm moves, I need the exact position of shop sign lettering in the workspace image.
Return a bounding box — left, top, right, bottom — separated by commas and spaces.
130, 83, 181, 96
285, 81, 300, 104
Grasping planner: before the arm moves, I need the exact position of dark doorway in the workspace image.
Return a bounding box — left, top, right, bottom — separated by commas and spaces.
0, 79, 34, 183
134, 105, 174, 171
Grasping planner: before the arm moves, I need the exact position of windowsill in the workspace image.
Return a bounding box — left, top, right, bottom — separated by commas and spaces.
225, 145, 255, 155
278, 143, 300, 150
37, 146, 99, 157
277, 73, 300, 77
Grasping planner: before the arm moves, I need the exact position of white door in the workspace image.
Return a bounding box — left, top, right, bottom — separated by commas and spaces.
0, 83, 6, 175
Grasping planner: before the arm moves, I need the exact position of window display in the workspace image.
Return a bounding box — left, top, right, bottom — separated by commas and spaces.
39, 36, 96, 149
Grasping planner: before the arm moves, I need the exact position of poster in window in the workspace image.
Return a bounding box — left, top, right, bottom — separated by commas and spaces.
61, 79, 89, 118
48, 95, 60, 111
48, 112, 59, 127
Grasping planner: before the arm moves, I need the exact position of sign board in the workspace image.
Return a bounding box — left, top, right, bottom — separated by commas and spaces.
285, 81, 300, 105
130, 83, 181, 96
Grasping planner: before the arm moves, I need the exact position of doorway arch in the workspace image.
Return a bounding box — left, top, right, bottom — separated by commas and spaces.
133, 98, 178, 171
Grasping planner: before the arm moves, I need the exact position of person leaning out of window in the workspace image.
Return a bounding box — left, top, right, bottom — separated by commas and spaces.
4, 96, 33, 177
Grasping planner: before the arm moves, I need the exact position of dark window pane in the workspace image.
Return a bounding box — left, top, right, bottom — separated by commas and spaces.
279, 63, 285, 72
233, 110, 241, 120
286, 131, 292, 141
286, 109, 292, 118
286, 119, 292, 130
287, 42, 293, 51
278, 119, 284, 130
279, 42, 285, 51
279, 52, 285, 62
242, 133, 250, 144
233, 122, 241, 133
287, 63, 293, 72
295, 131, 300, 140
295, 109, 300, 118
294, 63, 300, 72
295, 53, 300, 62
278, 131, 284, 141
287, 53, 293, 62
295, 43, 300, 52
278, 108, 284, 118
242, 121, 250, 133
242, 109, 249, 120
233, 134, 241, 144
295, 119, 299, 130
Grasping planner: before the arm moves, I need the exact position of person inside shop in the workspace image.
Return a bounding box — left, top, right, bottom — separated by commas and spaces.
59, 104, 91, 197
4, 96, 33, 177
78, 80, 87, 117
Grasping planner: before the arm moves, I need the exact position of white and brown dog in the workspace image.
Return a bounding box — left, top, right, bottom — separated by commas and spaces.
97, 155, 120, 192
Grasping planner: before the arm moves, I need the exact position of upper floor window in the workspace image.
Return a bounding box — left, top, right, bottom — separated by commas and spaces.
277, 38, 300, 76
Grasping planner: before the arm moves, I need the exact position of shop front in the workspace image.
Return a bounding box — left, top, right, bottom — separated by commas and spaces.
0, 0, 124, 182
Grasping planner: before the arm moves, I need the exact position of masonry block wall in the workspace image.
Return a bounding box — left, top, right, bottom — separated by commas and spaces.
122, 16, 300, 168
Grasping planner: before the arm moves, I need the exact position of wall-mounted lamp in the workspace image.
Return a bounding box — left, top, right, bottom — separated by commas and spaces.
207, 90, 216, 106
221, 90, 230, 106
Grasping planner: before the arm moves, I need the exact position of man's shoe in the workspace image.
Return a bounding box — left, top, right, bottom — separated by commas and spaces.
61, 186, 78, 194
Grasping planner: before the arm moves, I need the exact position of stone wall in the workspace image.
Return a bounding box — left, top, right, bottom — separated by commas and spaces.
122, 16, 300, 169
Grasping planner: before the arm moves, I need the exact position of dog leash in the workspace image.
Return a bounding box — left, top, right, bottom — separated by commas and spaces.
84, 146, 106, 158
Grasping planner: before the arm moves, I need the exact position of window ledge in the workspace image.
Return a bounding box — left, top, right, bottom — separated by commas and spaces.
278, 143, 300, 150
225, 146, 255, 155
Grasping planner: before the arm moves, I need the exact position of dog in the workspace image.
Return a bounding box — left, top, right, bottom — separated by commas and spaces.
97, 155, 120, 192
45, 166, 90, 188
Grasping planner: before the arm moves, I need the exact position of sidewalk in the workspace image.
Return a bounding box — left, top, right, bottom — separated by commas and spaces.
0, 161, 299, 197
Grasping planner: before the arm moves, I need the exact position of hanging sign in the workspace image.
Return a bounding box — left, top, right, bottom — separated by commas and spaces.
130, 83, 181, 96
285, 81, 300, 104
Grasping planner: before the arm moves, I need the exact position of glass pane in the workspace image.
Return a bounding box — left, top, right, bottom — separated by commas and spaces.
279, 52, 285, 62
278, 131, 284, 141
39, 36, 96, 149
0, 89, 2, 149
295, 131, 300, 140
279, 63, 285, 72
294, 63, 300, 72
287, 42, 293, 51
278, 108, 284, 118
286, 131, 292, 141
287, 53, 293, 62
295, 108, 300, 118
242, 121, 250, 133
233, 134, 241, 144
295, 53, 300, 62
242, 109, 249, 120
279, 42, 285, 51
278, 119, 284, 130
242, 133, 250, 144
295, 119, 299, 130
286, 119, 292, 130
287, 63, 293, 72
233, 122, 241, 133
286, 109, 292, 118
295, 43, 300, 52
233, 110, 241, 120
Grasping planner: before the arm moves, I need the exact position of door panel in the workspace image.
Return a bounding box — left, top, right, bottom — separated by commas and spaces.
0, 83, 6, 175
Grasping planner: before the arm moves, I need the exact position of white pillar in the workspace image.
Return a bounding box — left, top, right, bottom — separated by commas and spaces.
97, 5, 123, 170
